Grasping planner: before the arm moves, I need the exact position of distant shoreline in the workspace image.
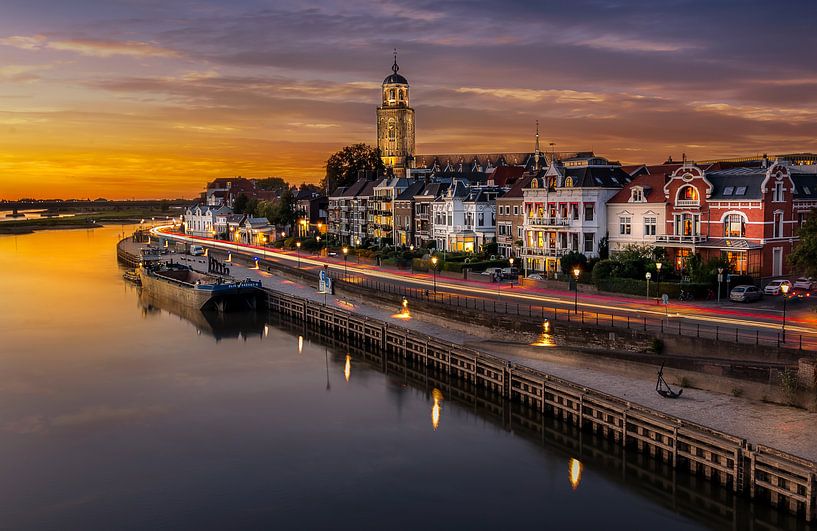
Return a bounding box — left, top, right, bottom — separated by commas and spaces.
0, 214, 162, 235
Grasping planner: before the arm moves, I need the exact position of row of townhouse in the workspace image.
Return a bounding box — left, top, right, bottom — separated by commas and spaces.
607, 158, 817, 278
182, 204, 275, 245
328, 152, 817, 280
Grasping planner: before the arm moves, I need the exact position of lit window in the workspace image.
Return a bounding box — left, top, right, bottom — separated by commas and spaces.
724, 214, 744, 237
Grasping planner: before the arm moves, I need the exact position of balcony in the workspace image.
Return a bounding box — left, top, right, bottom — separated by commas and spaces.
522, 247, 571, 257
675, 200, 700, 208
526, 216, 571, 227
655, 235, 708, 245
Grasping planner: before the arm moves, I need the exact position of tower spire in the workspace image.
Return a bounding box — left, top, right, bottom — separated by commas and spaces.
393, 48, 399, 74
534, 120, 541, 171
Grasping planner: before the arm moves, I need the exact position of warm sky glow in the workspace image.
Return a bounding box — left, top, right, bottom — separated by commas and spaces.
1, 0, 816, 199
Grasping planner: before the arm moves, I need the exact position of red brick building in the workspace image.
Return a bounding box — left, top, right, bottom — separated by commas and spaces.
655, 161, 817, 280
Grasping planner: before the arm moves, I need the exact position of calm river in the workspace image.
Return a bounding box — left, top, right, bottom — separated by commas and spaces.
0, 226, 808, 530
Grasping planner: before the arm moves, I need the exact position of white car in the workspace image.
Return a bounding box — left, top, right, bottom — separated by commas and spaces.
763, 279, 792, 295
793, 277, 814, 290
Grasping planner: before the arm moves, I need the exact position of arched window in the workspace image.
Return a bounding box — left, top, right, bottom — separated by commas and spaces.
398, 89, 404, 101
723, 213, 745, 237
389, 89, 395, 100
677, 185, 699, 203
388, 118, 396, 141
564, 177, 574, 187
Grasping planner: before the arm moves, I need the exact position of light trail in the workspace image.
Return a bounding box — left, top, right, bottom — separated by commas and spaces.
152, 226, 817, 338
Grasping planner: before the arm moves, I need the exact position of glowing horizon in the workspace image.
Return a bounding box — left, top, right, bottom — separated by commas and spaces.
1, 1, 815, 200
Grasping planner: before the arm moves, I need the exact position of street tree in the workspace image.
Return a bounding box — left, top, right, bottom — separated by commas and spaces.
789, 213, 817, 276
321, 143, 385, 193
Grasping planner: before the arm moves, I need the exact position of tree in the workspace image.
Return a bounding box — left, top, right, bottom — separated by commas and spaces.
560, 251, 588, 275
789, 213, 817, 276
233, 193, 250, 214
269, 187, 296, 227
321, 143, 386, 192
256, 177, 289, 194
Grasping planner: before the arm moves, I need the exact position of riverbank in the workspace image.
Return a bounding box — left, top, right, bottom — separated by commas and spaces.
167, 251, 817, 461
0, 210, 173, 234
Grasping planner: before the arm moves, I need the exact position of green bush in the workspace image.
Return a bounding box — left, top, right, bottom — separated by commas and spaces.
592, 259, 616, 283
596, 278, 710, 299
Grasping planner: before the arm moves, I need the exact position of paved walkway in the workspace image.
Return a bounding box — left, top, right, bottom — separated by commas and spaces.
177, 254, 817, 462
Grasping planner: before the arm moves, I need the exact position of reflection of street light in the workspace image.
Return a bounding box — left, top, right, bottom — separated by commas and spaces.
342, 246, 349, 277
296, 241, 302, 268
573, 267, 581, 313
781, 283, 790, 342
431, 256, 439, 293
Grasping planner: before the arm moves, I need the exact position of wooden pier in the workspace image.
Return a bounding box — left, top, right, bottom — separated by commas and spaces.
265, 287, 817, 523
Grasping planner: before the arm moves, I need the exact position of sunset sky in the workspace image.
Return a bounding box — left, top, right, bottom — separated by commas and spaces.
1, 0, 816, 200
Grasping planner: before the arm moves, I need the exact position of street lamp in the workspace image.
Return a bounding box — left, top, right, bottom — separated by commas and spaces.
509, 257, 515, 289
655, 261, 663, 300
781, 283, 790, 342
717, 267, 724, 304
296, 241, 302, 269
431, 255, 439, 293
645, 271, 652, 299
342, 246, 349, 278
573, 267, 581, 313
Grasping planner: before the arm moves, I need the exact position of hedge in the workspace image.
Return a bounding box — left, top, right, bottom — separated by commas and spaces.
596, 278, 711, 299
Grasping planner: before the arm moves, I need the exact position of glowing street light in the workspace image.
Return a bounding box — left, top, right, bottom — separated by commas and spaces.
781, 282, 790, 342
509, 257, 515, 289
342, 246, 349, 277
296, 241, 302, 269
655, 261, 663, 300
573, 267, 581, 313
431, 255, 439, 293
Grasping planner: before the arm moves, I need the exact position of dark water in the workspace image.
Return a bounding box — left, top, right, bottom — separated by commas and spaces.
0, 227, 807, 530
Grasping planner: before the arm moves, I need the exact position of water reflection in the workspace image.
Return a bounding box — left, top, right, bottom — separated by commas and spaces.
344, 354, 351, 382
138, 288, 265, 341
569, 458, 583, 491
431, 388, 443, 431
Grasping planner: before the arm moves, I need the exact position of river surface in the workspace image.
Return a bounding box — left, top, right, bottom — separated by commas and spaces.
0, 226, 808, 530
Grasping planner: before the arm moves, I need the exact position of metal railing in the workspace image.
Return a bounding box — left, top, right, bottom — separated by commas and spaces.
655, 235, 708, 244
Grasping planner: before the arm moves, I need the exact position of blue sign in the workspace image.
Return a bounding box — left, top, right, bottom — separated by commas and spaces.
319, 270, 333, 294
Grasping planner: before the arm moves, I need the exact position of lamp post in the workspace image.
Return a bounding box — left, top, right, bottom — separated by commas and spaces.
655, 261, 663, 301
342, 246, 349, 279
645, 271, 652, 299
296, 241, 301, 269
573, 267, 581, 313
509, 257, 515, 289
431, 255, 438, 293
717, 267, 724, 304
317, 235, 322, 256
781, 283, 789, 342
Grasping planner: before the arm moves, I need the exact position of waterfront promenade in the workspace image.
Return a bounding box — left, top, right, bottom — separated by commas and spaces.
175, 251, 817, 463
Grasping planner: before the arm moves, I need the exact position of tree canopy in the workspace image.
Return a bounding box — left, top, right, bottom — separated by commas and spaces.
255, 176, 289, 194
321, 143, 385, 193
789, 213, 817, 276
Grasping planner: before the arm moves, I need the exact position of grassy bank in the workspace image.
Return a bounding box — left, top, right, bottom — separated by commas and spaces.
0, 209, 173, 234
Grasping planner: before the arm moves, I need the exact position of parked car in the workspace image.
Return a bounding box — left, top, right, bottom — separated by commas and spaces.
730, 285, 762, 302
763, 279, 792, 295
527, 273, 544, 280
189, 245, 205, 256
793, 277, 814, 290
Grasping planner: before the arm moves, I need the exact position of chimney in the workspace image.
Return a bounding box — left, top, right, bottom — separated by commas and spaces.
762, 153, 769, 168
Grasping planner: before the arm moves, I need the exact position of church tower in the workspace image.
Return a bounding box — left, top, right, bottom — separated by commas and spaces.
377, 51, 415, 176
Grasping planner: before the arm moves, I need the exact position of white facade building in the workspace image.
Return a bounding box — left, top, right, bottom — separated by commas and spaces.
606, 173, 667, 254
521, 158, 630, 276
183, 204, 231, 237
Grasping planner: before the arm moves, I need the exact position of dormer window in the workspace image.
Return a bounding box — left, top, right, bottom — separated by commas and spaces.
630, 187, 644, 202
564, 177, 574, 187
